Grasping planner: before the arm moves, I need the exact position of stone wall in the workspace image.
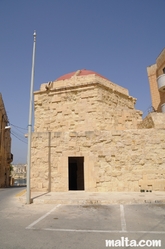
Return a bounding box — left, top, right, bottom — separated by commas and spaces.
138, 113, 165, 129
31, 128, 165, 192
34, 81, 142, 132
31, 72, 165, 193
41, 74, 129, 96
34, 85, 99, 132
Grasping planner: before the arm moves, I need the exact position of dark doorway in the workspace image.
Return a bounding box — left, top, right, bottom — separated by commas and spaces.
68, 157, 84, 190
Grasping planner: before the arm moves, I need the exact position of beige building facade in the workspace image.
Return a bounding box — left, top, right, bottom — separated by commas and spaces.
0, 93, 13, 187
31, 68, 165, 192
147, 48, 165, 112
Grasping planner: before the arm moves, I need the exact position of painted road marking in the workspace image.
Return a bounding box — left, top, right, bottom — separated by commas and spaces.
120, 204, 127, 232
26, 204, 164, 235
15, 189, 26, 197
26, 204, 61, 229
27, 227, 165, 234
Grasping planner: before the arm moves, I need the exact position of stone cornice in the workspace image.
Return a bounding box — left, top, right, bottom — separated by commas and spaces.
35, 74, 129, 96
34, 81, 137, 104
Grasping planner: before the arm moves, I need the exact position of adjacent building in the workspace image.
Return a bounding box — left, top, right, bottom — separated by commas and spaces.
30, 66, 165, 193
11, 164, 26, 186
0, 93, 13, 187
147, 48, 165, 113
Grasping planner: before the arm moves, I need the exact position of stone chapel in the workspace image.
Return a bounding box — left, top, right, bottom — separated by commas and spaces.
31, 66, 165, 192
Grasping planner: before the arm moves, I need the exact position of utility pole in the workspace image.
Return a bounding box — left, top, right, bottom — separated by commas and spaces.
27, 31, 36, 204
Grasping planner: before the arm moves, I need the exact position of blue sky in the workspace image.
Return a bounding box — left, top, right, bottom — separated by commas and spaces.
1, 0, 165, 164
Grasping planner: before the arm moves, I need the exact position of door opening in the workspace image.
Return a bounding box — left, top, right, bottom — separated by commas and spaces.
68, 157, 84, 190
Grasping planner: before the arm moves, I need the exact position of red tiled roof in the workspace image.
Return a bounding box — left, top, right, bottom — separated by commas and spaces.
56, 69, 108, 81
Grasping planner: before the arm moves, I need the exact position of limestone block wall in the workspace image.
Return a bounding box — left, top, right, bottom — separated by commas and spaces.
34, 83, 142, 132
41, 74, 129, 96
31, 128, 165, 192
34, 85, 99, 132
30, 133, 50, 190
96, 86, 142, 130
138, 113, 165, 129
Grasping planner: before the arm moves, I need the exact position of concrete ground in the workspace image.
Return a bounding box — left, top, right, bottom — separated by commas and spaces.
19, 190, 165, 205
1, 188, 165, 249
25, 203, 165, 248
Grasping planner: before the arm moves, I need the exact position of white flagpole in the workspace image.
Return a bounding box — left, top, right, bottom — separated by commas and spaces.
27, 31, 36, 204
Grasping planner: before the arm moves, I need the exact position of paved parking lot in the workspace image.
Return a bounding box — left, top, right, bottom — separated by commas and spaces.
2, 188, 165, 249
26, 204, 165, 233
26, 204, 165, 248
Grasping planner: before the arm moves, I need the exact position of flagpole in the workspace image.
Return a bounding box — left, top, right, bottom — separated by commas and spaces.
27, 31, 36, 204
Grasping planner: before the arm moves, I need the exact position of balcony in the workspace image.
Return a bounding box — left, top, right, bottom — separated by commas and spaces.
157, 74, 165, 92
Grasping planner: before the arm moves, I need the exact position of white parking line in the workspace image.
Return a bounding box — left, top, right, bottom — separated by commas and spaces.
44, 228, 120, 233
120, 204, 127, 232
26, 204, 61, 229
30, 228, 165, 234
26, 204, 165, 234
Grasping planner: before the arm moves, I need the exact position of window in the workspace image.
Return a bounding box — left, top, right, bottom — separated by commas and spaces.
163, 67, 165, 74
